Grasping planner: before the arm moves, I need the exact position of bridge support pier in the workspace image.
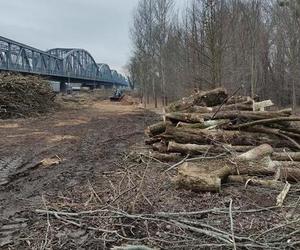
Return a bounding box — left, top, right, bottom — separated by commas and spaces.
60, 82, 67, 93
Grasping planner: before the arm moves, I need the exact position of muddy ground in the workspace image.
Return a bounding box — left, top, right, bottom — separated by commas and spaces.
0, 97, 156, 247
0, 94, 299, 249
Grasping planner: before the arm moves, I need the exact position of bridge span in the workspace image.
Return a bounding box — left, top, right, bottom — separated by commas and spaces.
0, 36, 128, 90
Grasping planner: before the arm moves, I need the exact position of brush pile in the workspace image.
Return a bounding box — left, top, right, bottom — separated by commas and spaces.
0, 73, 56, 119
145, 87, 300, 192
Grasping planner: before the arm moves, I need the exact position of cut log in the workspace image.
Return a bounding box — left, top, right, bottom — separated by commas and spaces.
173, 174, 221, 192
149, 152, 182, 162
236, 144, 274, 161
226, 96, 252, 105
145, 137, 161, 145
152, 142, 168, 153
277, 167, 300, 182
231, 116, 300, 129
145, 121, 172, 137
167, 141, 255, 155
273, 161, 300, 168
211, 100, 254, 113
212, 109, 292, 121
227, 175, 284, 188
174, 163, 221, 192
211, 165, 233, 179
245, 126, 300, 150
193, 88, 228, 107
272, 152, 300, 161
166, 112, 205, 123
232, 158, 300, 182
176, 120, 230, 129
163, 126, 277, 146
166, 109, 292, 123
166, 88, 228, 112
231, 157, 277, 176
166, 97, 194, 113
186, 106, 213, 113
253, 100, 274, 111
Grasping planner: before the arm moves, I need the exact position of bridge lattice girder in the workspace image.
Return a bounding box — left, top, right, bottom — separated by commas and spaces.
0, 36, 127, 86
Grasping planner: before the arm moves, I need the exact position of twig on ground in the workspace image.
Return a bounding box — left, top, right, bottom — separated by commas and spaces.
164, 154, 190, 172
229, 199, 237, 250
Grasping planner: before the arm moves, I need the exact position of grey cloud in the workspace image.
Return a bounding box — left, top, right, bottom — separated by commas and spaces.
0, 0, 139, 73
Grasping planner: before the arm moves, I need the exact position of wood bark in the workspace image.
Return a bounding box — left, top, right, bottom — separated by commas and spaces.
231, 116, 300, 129
272, 152, 300, 161
245, 126, 300, 150
166, 109, 292, 123
176, 120, 229, 129
236, 144, 273, 161
168, 141, 255, 155
152, 142, 168, 153
193, 88, 228, 107
145, 137, 161, 145
226, 96, 252, 105
162, 126, 277, 146
173, 174, 221, 192
277, 167, 300, 182
149, 152, 182, 162
227, 175, 284, 188
145, 121, 172, 137
166, 88, 228, 112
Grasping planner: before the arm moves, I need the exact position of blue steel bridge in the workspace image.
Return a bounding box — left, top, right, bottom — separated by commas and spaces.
0, 36, 128, 90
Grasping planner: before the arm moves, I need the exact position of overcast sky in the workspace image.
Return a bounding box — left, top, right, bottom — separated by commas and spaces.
0, 0, 138, 74
0, 0, 187, 75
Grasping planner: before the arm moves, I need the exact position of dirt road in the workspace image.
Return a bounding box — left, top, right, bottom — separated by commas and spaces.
0, 97, 299, 249
0, 99, 157, 246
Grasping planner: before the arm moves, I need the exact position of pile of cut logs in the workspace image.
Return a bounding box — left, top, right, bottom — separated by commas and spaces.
145, 88, 300, 193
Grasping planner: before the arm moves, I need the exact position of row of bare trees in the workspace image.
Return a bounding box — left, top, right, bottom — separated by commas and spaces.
128, 0, 300, 109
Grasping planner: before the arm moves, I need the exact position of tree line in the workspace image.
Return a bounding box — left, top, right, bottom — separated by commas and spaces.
128, 0, 300, 109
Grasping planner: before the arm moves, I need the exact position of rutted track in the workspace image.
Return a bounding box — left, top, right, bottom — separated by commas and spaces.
0, 99, 156, 246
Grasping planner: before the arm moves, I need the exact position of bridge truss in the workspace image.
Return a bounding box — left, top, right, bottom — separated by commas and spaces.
0, 36, 128, 87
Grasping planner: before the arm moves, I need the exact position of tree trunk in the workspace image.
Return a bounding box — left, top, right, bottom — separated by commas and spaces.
272, 152, 300, 161
227, 175, 284, 189
167, 141, 255, 155
166, 88, 228, 112
162, 126, 277, 146
236, 144, 273, 161
166, 109, 292, 123
145, 121, 172, 137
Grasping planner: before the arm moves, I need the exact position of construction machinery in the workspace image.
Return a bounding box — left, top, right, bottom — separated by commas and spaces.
110, 89, 124, 102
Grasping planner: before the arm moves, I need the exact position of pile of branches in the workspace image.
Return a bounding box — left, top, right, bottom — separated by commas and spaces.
0, 73, 56, 119
18, 156, 299, 250
145, 87, 300, 192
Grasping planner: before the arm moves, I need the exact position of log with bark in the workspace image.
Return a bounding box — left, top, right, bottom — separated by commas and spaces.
166, 88, 228, 112
227, 175, 284, 189
173, 162, 221, 192
167, 141, 255, 155
149, 152, 182, 162
142, 87, 300, 193
162, 126, 278, 147
272, 152, 300, 161
236, 144, 274, 161
166, 109, 292, 123
145, 121, 172, 137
